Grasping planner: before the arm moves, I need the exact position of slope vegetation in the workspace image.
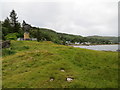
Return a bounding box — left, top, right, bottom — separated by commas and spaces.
2, 41, 118, 88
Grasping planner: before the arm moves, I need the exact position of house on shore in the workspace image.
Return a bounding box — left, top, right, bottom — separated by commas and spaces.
17, 20, 37, 41
17, 32, 37, 41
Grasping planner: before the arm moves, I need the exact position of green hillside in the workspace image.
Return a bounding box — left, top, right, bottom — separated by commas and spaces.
30, 27, 84, 44
87, 35, 118, 43
2, 41, 118, 88
28, 27, 112, 45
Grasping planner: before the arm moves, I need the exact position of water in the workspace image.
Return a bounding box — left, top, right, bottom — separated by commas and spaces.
73, 45, 118, 51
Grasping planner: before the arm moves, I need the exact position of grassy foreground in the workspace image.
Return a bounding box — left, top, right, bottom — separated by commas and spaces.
2, 41, 118, 88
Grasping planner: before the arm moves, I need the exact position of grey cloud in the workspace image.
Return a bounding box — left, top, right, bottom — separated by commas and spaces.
1, 0, 118, 36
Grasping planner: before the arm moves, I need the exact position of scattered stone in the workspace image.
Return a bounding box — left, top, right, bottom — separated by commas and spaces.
50, 77, 54, 82
60, 68, 65, 72
61, 70, 65, 72
66, 77, 73, 82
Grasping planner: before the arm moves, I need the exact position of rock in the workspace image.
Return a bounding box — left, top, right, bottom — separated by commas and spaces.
66, 77, 73, 82
61, 70, 65, 72
2, 40, 11, 48
50, 77, 54, 82
50, 78, 54, 81
60, 68, 65, 72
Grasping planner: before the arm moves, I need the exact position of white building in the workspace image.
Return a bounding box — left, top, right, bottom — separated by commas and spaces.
75, 42, 80, 45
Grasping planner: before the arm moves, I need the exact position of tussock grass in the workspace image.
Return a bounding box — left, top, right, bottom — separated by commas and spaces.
2, 41, 118, 88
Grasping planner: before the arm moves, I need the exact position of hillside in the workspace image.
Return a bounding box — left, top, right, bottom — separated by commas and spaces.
30, 27, 84, 44
2, 41, 118, 88
29, 27, 112, 45
87, 35, 118, 43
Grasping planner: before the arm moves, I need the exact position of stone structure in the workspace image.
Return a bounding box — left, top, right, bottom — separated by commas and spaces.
19, 20, 37, 41
1, 40, 11, 48
24, 32, 30, 40
22, 20, 31, 40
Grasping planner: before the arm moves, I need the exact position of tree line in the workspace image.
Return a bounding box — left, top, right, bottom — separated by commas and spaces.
1, 10, 112, 45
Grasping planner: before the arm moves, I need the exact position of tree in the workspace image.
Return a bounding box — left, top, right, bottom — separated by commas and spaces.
22, 20, 31, 32
5, 33, 17, 40
36, 29, 44, 42
2, 17, 12, 34
37, 30, 41, 42
9, 10, 21, 33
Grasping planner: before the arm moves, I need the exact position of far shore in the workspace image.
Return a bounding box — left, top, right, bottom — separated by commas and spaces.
68, 44, 119, 46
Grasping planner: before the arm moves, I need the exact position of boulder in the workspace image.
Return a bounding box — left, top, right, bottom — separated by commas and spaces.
2, 40, 11, 48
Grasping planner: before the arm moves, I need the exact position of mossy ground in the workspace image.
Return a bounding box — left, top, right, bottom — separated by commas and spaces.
2, 41, 118, 88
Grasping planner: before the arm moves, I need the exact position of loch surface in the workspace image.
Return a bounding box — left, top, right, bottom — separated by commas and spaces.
73, 45, 118, 51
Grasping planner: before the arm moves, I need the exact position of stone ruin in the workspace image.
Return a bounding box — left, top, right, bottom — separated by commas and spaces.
0, 40, 11, 48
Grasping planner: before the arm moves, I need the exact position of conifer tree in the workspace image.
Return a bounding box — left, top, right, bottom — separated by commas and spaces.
9, 10, 20, 33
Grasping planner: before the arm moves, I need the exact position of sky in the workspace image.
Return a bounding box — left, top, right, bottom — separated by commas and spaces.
0, 0, 119, 37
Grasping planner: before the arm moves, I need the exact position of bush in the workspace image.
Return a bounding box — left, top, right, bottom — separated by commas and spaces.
2, 49, 16, 56
5, 33, 17, 40
22, 46, 29, 49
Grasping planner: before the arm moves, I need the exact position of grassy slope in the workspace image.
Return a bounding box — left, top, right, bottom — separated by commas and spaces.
2, 41, 118, 88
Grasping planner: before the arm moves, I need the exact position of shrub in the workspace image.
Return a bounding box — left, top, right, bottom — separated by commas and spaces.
2, 49, 16, 56
22, 46, 29, 49
5, 33, 17, 40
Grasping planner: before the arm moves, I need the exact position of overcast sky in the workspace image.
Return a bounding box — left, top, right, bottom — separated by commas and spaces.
1, 0, 118, 36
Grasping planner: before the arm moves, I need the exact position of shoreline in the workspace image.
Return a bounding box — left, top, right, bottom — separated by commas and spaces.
68, 44, 119, 52
68, 44, 118, 46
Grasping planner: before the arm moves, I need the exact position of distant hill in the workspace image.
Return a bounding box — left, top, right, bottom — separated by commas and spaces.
87, 35, 118, 43
29, 27, 112, 44
30, 27, 83, 44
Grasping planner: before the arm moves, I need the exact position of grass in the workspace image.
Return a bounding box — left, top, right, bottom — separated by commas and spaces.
2, 40, 118, 88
